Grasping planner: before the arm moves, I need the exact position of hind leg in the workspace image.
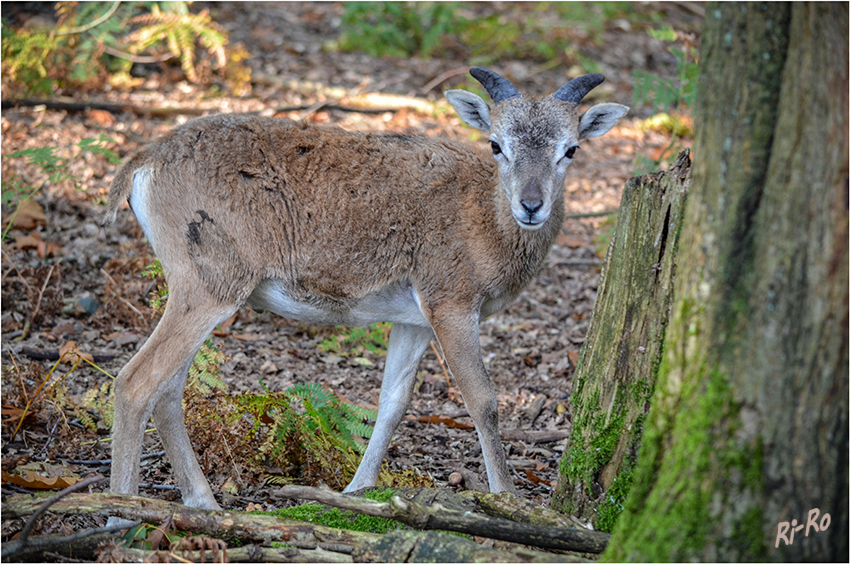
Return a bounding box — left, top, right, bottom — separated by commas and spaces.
150, 356, 220, 508
109, 284, 237, 508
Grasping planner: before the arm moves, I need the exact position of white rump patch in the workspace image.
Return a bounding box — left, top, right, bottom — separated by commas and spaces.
129, 167, 157, 252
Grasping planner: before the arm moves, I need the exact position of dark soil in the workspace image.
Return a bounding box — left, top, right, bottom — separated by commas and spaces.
1, 0, 701, 544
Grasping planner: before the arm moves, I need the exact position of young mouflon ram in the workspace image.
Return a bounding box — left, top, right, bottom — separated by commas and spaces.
104, 67, 628, 507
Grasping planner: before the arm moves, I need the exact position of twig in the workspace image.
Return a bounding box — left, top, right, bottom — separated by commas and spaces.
2, 521, 140, 560
421, 66, 470, 93
22, 261, 58, 340
297, 76, 405, 121
119, 296, 147, 323
1, 475, 105, 559
550, 258, 601, 267
299, 78, 371, 121
55, 1, 121, 36
19, 347, 118, 363
139, 483, 181, 491
102, 45, 176, 64
3, 492, 579, 561
43, 551, 87, 563
11, 352, 82, 442
34, 450, 164, 466
2, 98, 208, 117
563, 208, 619, 219
508, 460, 547, 490
429, 341, 452, 390
2, 483, 34, 495
102, 268, 148, 324
272, 104, 399, 115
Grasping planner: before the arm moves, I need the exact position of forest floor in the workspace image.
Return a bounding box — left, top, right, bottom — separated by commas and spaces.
1, 1, 702, 543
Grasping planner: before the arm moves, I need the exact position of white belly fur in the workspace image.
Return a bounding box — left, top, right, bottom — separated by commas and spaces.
247, 279, 430, 327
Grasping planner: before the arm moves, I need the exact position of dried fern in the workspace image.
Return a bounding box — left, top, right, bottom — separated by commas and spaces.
3, 2, 249, 93
82, 381, 114, 431
125, 4, 226, 83
185, 383, 378, 489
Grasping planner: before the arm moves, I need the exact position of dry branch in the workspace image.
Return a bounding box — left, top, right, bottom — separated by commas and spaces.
18, 347, 117, 364
502, 428, 570, 443
100, 543, 353, 563
1, 492, 587, 562
276, 485, 610, 554
2, 86, 443, 120
1, 475, 109, 560
1, 98, 208, 118
252, 72, 445, 115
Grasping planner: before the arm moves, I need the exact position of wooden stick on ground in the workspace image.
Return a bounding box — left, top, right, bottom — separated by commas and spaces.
275, 485, 611, 554
2, 492, 585, 563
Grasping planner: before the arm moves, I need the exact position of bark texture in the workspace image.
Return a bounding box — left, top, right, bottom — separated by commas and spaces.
604, 3, 848, 561
550, 151, 690, 531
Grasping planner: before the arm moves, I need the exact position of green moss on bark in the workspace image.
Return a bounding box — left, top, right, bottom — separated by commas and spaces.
559, 377, 653, 519
596, 459, 635, 533
603, 350, 768, 561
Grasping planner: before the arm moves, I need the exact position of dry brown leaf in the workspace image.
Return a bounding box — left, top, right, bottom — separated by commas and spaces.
12, 231, 62, 257
220, 314, 237, 331
86, 109, 116, 126
58, 340, 95, 364
1, 469, 81, 490
12, 231, 44, 249
523, 469, 551, 487
231, 333, 263, 341
417, 414, 474, 429
7, 199, 47, 230
39, 240, 61, 258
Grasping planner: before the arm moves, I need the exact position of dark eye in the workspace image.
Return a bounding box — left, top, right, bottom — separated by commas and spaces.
565, 145, 579, 159
490, 140, 502, 156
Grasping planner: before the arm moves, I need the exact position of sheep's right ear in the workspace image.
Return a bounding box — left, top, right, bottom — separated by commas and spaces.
445, 90, 491, 132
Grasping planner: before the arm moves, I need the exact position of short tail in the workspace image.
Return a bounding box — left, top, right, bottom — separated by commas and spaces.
101, 150, 147, 226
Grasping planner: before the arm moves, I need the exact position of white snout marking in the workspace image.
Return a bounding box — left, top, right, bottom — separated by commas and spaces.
512, 208, 550, 230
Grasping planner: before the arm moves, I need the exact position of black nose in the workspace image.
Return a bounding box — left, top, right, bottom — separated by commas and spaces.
521, 198, 543, 215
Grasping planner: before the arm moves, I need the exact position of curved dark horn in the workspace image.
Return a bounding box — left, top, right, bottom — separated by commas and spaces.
469, 67, 521, 104
552, 74, 605, 105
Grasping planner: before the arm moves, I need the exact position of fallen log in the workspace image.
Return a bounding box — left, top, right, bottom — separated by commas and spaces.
2, 492, 588, 562
97, 542, 353, 563
0, 98, 209, 117
276, 485, 610, 554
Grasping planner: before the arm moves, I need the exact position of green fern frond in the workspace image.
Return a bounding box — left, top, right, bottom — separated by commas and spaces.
187, 339, 227, 395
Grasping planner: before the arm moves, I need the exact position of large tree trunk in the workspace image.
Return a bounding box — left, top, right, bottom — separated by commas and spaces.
599, 3, 848, 561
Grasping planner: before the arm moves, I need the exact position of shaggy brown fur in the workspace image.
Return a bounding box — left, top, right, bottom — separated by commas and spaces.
103, 70, 627, 511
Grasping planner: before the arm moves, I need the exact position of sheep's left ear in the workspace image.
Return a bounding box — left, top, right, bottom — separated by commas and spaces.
445, 89, 491, 132
578, 103, 630, 139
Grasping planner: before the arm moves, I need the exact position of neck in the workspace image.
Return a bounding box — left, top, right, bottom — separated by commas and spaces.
489, 180, 565, 296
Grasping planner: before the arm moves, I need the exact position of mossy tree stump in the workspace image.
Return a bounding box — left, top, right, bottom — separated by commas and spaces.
554, 3, 847, 561
551, 152, 690, 531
